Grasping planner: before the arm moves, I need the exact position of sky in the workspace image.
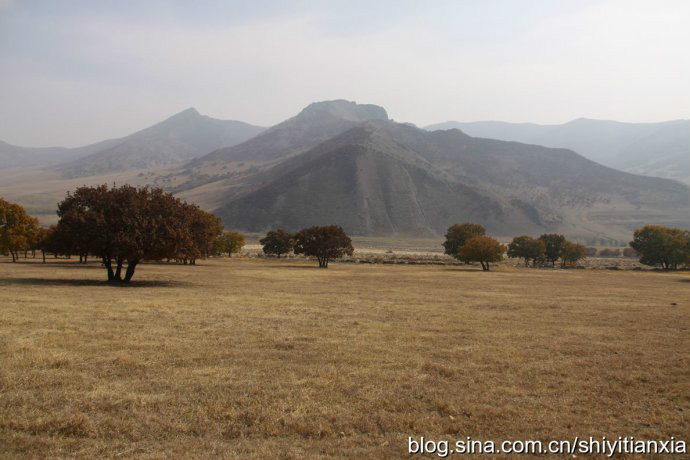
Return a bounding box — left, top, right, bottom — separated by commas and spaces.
1, 0, 689, 147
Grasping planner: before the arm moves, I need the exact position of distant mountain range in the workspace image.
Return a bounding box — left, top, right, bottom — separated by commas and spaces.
0, 108, 265, 177
425, 119, 690, 184
1, 101, 688, 240
163, 100, 690, 240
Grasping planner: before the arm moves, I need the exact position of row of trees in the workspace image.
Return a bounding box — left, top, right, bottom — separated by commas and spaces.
260, 226, 354, 268
507, 234, 587, 267
4, 192, 689, 278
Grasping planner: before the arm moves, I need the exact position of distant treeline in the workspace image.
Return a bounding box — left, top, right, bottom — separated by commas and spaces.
2, 186, 689, 282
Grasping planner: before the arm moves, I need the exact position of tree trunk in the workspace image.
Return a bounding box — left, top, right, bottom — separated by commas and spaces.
123, 259, 139, 282
42, 250, 46, 263
113, 258, 124, 281
10, 250, 17, 262
103, 256, 115, 281
84, 254, 88, 264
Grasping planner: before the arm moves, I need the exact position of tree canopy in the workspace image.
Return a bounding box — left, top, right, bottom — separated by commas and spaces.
293, 225, 353, 268
630, 225, 690, 270
260, 228, 295, 258
561, 241, 587, 267
54, 185, 222, 282
214, 231, 245, 257
507, 235, 545, 266
456, 235, 506, 271
538, 233, 566, 266
0, 197, 40, 262
443, 223, 486, 257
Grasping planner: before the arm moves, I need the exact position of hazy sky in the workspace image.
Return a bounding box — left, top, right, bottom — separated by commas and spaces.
1, 0, 689, 147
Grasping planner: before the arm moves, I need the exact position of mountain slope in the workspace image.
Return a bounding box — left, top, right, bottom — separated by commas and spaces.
208, 117, 689, 239
188, 99, 388, 167
425, 119, 690, 184
51, 108, 265, 178
0, 139, 120, 169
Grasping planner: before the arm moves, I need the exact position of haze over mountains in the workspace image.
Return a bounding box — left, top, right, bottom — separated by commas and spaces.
0, 109, 265, 176
1, 100, 688, 241
426, 119, 690, 185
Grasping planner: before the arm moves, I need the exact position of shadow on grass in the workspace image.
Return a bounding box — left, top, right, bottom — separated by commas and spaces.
272, 264, 326, 270
0, 278, 185, 288
438, 267, 487, 272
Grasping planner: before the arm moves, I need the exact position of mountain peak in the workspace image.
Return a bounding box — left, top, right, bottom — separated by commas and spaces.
298, 100, 388, 122
172, 107, 201, 118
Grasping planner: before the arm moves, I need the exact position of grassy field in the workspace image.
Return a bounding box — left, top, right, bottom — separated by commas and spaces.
0, 257, 688, 459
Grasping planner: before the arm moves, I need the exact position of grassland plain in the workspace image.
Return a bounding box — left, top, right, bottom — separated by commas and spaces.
0, 257, 688, 459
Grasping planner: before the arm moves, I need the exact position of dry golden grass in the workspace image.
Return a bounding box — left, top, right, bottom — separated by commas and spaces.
0, 257, 688, 459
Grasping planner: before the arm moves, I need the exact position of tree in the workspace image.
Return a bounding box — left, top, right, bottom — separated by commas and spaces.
176, 207, 223, 265
507, 235, 545, 266
260, 228, 295, 258
54, 185, 222, 282
561, 241, 587, 267
214, 231, 245, 257
629, 225, 690, 270
443, 223, 485, 257
538, 233, 566, 267
293, 225, 353, 268
585, 247, 598, 257
0, 198, 40, 262
456, 235, 505, 271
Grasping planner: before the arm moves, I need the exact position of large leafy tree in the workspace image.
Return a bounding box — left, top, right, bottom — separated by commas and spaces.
293, 225, 353, 268
507, 235, 545, 266
456, 235, 506, 271
630, 225, 690, 270
55, 185, 222, 282
259, 228, 295, 258
538, 233, 566, 267
0, 197, 40, 262
442, 223, 486, 257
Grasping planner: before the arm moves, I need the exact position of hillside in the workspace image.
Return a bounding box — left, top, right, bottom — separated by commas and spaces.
425, 119, 690, 184
0, 139, 120, 169
50, 108, 265, 178
167, 101, 689, 240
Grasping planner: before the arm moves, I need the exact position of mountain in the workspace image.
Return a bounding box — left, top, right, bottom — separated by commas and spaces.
166, 100, 390, 200
48, 108, 266, 178
0, 109, 265, 176
0, 139, 120, 169
188, 99, 388, 167
425, 119, 690, 184
169, 101, 690, 240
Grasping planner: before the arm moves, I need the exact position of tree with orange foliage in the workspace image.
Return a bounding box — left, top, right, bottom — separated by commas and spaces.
0, 197, 40, 262
456, 235, 506, 271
